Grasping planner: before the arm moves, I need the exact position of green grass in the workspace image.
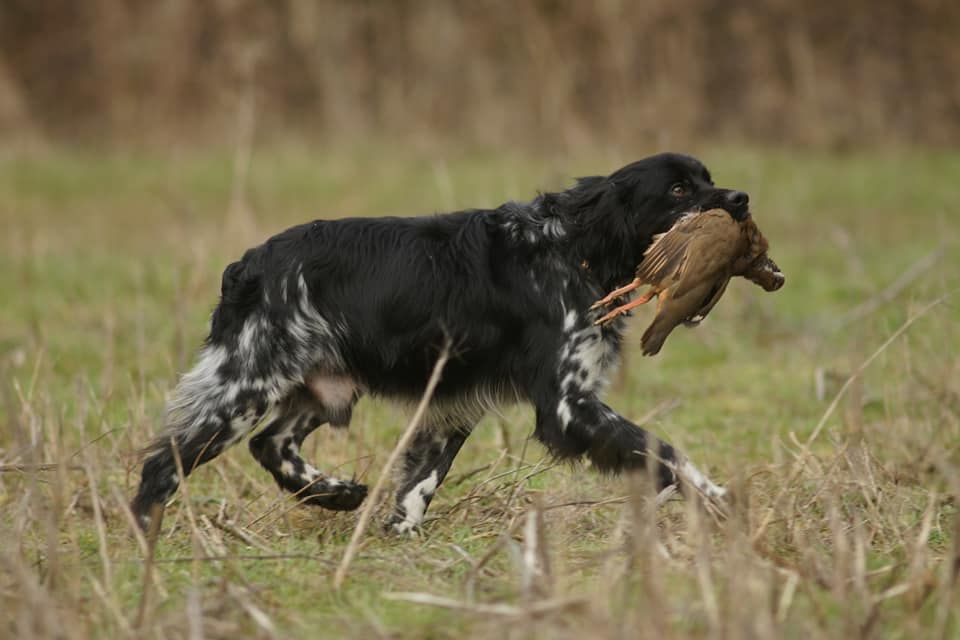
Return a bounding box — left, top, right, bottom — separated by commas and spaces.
1, 144, 959, 638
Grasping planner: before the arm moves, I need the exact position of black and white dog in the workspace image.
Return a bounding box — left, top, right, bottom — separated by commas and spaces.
131, 153, 747, 533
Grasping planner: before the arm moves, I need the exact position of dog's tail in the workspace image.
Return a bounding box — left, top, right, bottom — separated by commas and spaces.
130, 259, 291, 530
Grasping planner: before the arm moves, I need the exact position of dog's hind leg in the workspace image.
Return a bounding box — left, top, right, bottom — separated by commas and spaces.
249, 384, 367, 511
386, 417, 475, 534
131, 256, 355, 531
130, 345, 294, 531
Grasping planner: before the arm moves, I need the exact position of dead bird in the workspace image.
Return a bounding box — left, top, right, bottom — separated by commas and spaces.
592, 208, 784, 355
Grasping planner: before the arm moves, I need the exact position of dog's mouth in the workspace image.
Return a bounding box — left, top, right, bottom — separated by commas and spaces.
686, 206, 750, 222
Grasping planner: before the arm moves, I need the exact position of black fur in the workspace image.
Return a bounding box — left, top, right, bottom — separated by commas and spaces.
131, 152, 743, 532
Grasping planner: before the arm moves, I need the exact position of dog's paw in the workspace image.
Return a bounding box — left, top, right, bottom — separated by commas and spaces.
303, 479, 368, 511
383, 514, 424, 537
703, 484, 731, 517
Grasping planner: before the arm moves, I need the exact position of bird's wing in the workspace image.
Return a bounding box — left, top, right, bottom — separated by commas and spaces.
634, 213, 704, 285
636, 210, 740, 298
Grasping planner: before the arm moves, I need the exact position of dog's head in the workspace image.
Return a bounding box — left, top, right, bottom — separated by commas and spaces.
608, 152, 750, 225
560, 153, 749, 290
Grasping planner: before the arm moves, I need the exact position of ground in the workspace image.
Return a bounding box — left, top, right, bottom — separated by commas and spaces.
1, 144, 958, 639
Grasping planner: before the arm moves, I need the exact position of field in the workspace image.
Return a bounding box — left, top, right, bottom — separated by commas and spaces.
1, 145, 958, 639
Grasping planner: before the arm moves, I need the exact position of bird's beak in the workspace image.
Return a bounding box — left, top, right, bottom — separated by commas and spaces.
767, 269, 785, 291
759, 258, 785, 291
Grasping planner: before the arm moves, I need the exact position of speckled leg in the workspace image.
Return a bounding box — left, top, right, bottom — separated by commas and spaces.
386, 424, 473, 534
249, 386, 367, 510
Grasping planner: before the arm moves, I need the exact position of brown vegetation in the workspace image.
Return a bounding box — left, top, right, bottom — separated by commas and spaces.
1, 0, 958, 148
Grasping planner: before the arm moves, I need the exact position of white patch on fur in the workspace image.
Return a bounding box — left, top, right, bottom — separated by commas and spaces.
238, 315, 274, 368
272, 432, 319, 482
543, 217, 566, 238
182, 346, 226, 393
228, 411, 258, 443
166, 345, 228, 437
303, 462, 325, 482
248, 378, 271, 391
222, 382, 241, 404
573, 331, 607, 391
238, 319, 258, 360
394, 470, 439, 533
675, 459, 727, 500
286, 310, 316, 349
265, 383, 288, 404
291, 270, 344, 369
553, 309, 618, 431
556, 398, 573, 429
558, 312, 613, 395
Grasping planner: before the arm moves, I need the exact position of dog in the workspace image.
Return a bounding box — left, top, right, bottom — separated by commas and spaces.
131, 152, 747, 534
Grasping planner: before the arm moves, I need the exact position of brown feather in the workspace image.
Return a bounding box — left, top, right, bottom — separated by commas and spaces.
593, 207, 785, 355
637, 213, 730, 278
635, 209, 741, 297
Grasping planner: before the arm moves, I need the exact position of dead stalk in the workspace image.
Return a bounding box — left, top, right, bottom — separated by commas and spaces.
334, 340, 451, 589
382, 592, 586, 617
754, 293, 950, 543
520, 494, 552, 601
835, 245, 944, 328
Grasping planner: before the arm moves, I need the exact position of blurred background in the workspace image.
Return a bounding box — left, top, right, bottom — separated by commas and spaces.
1, 0, 958, 150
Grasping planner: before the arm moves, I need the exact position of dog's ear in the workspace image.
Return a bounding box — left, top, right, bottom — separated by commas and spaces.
545, 176, 609, 218
569, 177, 639, 237
548, 176, 646, 290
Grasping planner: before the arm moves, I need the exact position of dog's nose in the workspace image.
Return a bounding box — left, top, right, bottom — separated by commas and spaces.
725, 191, 749, 209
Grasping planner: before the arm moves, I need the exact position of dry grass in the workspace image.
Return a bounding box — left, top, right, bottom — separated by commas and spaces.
1, 144, 959, 638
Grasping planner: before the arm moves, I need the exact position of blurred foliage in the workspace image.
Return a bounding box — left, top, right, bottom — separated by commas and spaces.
1, 0, 958, 148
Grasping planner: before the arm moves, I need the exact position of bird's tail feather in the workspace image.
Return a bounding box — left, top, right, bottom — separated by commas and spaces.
641, 315, 673, 356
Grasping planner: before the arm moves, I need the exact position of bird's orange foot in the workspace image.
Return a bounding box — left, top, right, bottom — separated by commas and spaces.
593, 290, 656, 325
590, 278, 642, 310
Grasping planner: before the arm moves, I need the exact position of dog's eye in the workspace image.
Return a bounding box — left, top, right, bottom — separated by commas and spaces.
670, 183, 688, 197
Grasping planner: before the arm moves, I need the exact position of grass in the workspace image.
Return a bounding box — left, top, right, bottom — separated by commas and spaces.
1, 142, 959, 638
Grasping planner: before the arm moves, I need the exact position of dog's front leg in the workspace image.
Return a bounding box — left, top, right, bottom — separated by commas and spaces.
386, 422, 474, 535
533, 389, 726, 500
